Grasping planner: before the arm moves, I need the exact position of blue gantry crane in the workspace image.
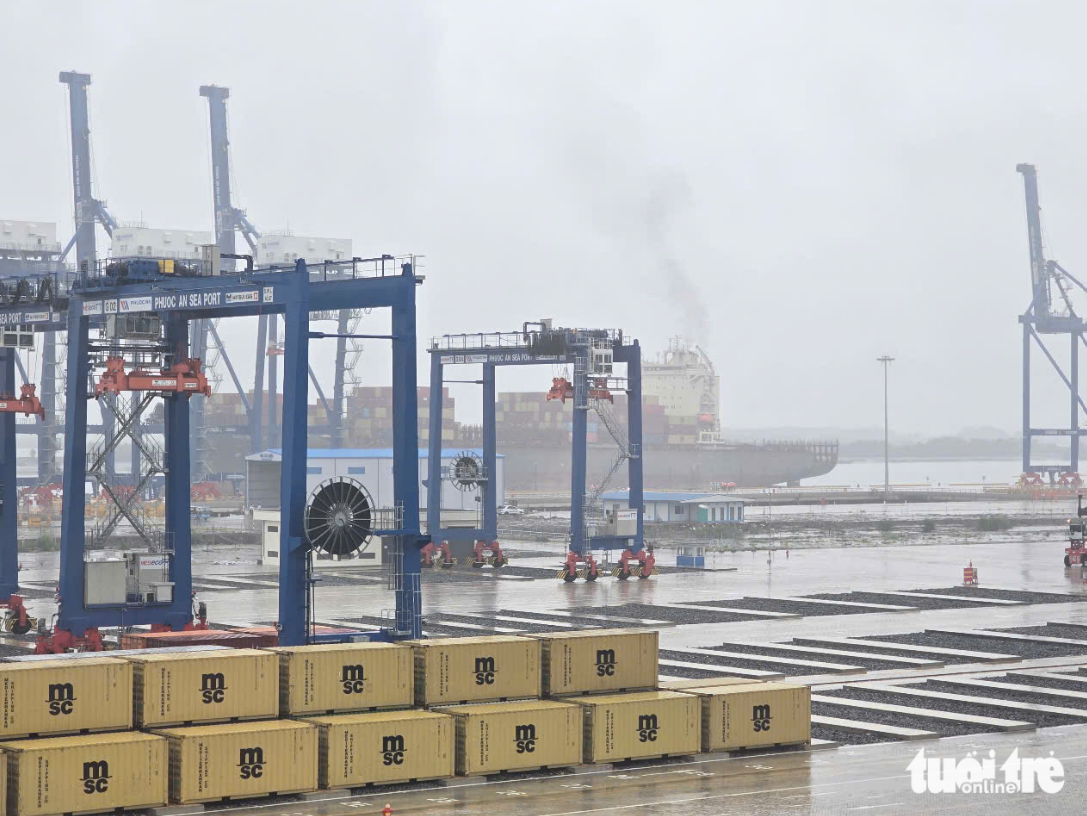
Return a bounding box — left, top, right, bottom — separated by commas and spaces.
1016, 164, 1087, 485
425, 322, 651, 581
0, 254, 425, 651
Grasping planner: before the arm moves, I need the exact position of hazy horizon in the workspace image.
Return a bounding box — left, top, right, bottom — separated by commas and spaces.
3, 1, 1086, 438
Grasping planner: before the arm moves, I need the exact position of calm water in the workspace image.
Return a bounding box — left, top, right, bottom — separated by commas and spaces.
805, 458, 1024, 488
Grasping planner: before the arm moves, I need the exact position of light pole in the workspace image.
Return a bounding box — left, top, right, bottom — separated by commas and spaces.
877, 356, 894, 495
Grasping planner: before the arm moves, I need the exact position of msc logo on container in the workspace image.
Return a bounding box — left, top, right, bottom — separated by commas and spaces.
381, 734, 406, 766
595, 649, 617, 677
81, 760, 110, 794
239, 747, 265, 779
47, 682, 76, 716
514, 724, 537, 753
474, 656, 496, 685
342, 664, 366, 694
752, 704, 772, 732
201, 672, 227, 704
637, 714, 659, 742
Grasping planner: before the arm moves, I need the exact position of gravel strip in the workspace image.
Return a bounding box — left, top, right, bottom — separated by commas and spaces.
926, 679, 1087, 709
496, 609, 615, 626
999, 672, 1087, 692
433, 613, 569, 633
657, 664, 761, 681
823, 685, 1083, 728
791, 638, 982, 664
572, 603, 777, 625
910, 587, 1086, 604
660, 648, 807, 676
810, 724, 898, 746
998, 624, 1087, 641
338, 615, 484, 636
810, 701, 989, 738
711, 641, 902, 670
808, 591, 988, 610
866, 631, 1084, 660
685, 597, 883, 616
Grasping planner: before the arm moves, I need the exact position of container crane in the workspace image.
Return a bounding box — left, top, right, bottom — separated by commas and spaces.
1016, 164, 1087, 483
200, 85, 360, 457
59, 71, 121, 478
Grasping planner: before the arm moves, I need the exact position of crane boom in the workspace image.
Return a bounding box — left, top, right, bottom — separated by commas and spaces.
1016, 162, 1050, 316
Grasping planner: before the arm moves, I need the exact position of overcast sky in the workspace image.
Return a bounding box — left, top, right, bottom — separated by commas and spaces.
2, 1, 1084, 436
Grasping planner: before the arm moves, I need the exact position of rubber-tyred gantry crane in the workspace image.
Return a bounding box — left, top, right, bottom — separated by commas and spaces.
0, 254, 426, 651
1016, 164, 1087, 485
426, 322, 651, 582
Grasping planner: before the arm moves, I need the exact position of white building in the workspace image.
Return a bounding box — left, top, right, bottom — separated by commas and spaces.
245, 448, 504, 514
111, 226, 214, 259
600, 490, 745, 523
257, 233, 351, 266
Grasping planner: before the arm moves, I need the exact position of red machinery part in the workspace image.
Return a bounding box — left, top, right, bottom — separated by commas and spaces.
616, 547, 656, 580
0, 384, 45, 420
2, 594, 32, 635
420, 540, 454, 568
471, 539, 507, 568
546, 377, 613, 404
560, 551, 599, 582
35, 626, 104, 654
95, 356, 211, 397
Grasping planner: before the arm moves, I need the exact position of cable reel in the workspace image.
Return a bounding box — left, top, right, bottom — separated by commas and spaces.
449, 450, 486, 492
303, 476, 376, 557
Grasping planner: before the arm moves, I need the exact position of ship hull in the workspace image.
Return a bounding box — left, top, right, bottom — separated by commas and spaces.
501, 441, 837, 492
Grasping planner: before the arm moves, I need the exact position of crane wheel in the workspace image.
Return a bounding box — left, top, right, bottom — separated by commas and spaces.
616, 568, 630, 581
585, 569, 598, 582
492, 555, 507, 569
561, 568, 576, 583
11, 620, 31, 635
1066, 555, 1072, 567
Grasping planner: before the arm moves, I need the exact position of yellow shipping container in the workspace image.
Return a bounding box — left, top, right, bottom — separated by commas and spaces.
154, 720, 318, 804
684, 682, 810, 752
440, 700, 582, 775
270, 643, 413, 716
304, 710, 454, 788
574, 691, 700, 763
534, 629, 658, 696
658, 677, 758, 690
409, 636, 541, 706
0, 658, 131, 739
125, 649, 277, 727
0, 731, 167, 816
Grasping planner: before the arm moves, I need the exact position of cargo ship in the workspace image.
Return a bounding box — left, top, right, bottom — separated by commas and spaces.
203, 339, 837, 490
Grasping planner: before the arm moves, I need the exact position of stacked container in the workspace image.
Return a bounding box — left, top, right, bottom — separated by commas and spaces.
681, 682, 811, 752
272, 642, 413, 716
574, 691, 700, 763
439, 700, 583, 776
304, 710, 453, 788
410, 636, 541, 706
0, 658, 131, 739
0, 731, 167, 816
534, 629, 658, 696
153, 720, 318, 804
125, 648, 278, 727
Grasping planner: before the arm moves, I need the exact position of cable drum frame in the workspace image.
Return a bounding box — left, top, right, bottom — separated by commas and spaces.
304, 476, 379, 558
447, 450, 487, 492
301, 476, 406, 642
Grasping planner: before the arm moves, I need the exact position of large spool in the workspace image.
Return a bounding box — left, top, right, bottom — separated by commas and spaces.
304, 476, 375, 556
450, 450, 486, 492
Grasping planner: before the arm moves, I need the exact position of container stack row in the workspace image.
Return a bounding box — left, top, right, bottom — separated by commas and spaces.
0, 630, 810, 815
